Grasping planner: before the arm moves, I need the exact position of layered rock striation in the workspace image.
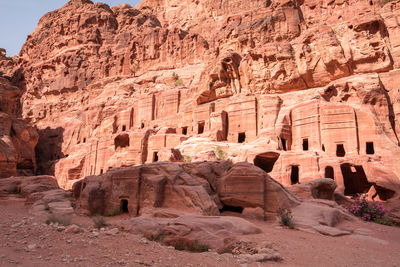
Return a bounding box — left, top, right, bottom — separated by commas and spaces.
0, 0, 399, 206
0, 58, 38, 178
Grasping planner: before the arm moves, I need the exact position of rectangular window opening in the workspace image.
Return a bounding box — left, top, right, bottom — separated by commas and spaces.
153, 152, 159, 162
302, 138, 309, 151
238, 132, 246, 143
198, 121, 205, 134
281, 138, 287, 151
366, 142, 375, 155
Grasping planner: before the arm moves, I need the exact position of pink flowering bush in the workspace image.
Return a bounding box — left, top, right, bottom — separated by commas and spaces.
347, 194, 387, 221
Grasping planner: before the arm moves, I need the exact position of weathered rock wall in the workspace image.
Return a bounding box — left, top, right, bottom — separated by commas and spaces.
1, 0, 400, 196
0, 71, 38, 178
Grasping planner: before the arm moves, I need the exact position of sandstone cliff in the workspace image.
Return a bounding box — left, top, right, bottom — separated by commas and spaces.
0, 0, 400, 204
0, 54, 38, 177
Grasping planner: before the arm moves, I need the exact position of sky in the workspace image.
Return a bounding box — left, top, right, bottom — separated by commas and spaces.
0, 0, 142, 57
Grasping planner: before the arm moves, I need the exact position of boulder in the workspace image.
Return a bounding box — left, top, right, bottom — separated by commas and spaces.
219, 162, 300, 216
288, 178, 337, 200
122, 210, 262, 250
291, 199, 355, 236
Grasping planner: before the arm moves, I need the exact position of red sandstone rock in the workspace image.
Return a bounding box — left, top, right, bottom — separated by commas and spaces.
0, 76, 38, 178
122, 211, 262, 250
74, 161, 299, 218
0, 0, 399, 206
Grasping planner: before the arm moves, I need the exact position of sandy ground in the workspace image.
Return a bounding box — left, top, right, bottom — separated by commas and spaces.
0, 196, 400, 267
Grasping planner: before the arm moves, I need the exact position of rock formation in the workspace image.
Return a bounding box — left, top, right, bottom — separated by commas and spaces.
73, 161, 299, 217
0, 64, 38, 178
0, 0, 399, 207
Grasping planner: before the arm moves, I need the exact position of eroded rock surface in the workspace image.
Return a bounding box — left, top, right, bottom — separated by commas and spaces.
0, 0, 398, 196
74, 161, 299, 217
0, 75, 38, 178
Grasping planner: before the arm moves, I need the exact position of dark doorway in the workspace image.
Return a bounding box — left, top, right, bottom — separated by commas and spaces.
219, 205, 244, 214
182, 127, 188, 135
198, 121, 205, 134
325, 166, 334, 179
336, 144, 346, 157
366, 142, 375, 155
302, 138, 309, 151
100, 169, 104, 175
122, 125, 126, 131
153, 152, 159, 162
290, 166, 299, 184
238, 132, 246, 143
340, 163, 371, 196
254, 152, 280, 173
141, 123, 145, 129
322, 144, 325, 151
120, 199, 129, 213
83, 138, 86, 143
281, 138, 287, 151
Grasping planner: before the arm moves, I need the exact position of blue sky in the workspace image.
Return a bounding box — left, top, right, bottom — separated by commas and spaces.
0, 0, 142, 56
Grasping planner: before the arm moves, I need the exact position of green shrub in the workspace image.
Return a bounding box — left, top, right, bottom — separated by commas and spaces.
171, 240, 209, 252
189, 241, 210, 252
93, 215, 107, 229
373, 217, 398, 226
184, 155, 192, 163
147, 232, 165, 242
172, 72, 184, 86
215, 146, 227, 160
277, 208, 294, 229
46, 214, 72, 226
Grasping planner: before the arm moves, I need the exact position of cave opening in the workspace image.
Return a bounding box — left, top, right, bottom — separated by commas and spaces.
219, 205, 244, 214
336, 144, 346, 157
366, 142, 375, 155
340, 163, 372, 196
302, 138, 309, 151
114, 134, 130, 150
291, 166, 299, 184
120, 199, 129, 213
153, 152, 159, 162
198, 121, 205, 134
238, 132, 246, 143
281, 138, 287, 151
253, 152, 280, 173
325, 166, 334, 179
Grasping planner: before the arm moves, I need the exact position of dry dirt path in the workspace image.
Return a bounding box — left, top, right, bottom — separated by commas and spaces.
0, 197, 400, 266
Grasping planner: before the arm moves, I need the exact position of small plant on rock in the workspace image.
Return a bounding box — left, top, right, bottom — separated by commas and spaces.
189, 240, 210, 253
172, 72, 184, 86
184, 155, 192, 163
215, 146, 227, 160
277, 208, 294, 229
146, 232, 165, 242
